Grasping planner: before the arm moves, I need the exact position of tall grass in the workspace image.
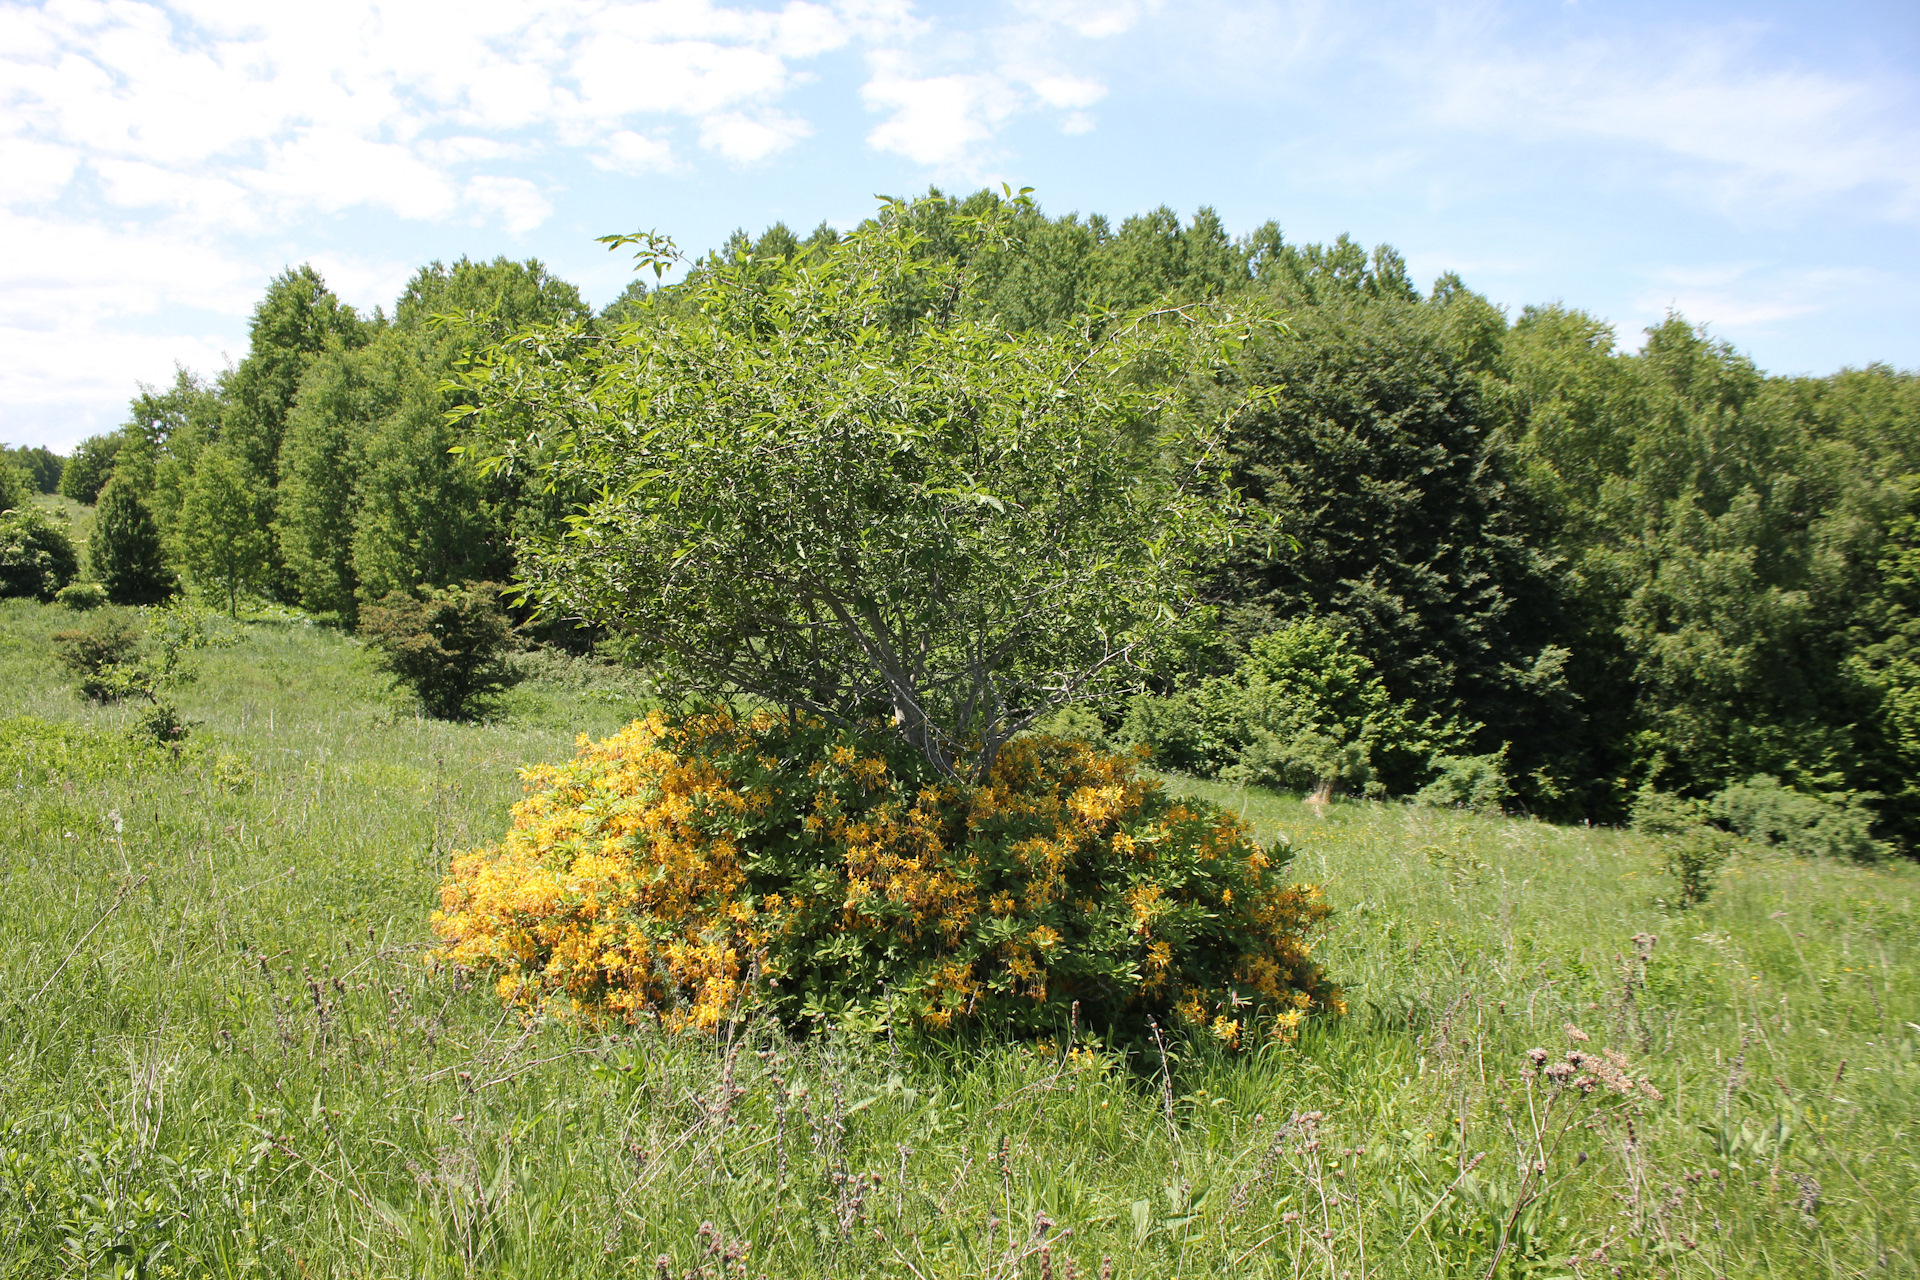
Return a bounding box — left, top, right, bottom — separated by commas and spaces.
1, 597, 1913, 1278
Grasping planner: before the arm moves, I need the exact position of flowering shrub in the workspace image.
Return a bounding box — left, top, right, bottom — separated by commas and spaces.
433, 709, 1341, 1047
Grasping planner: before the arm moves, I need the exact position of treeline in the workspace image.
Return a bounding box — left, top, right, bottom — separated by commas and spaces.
23, 189, 1920, 852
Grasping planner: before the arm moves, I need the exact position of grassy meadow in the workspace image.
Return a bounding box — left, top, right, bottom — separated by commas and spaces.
0, 598, 1914, 1278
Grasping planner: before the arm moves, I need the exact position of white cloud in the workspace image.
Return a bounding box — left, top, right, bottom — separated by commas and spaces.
0, 0, 862, 235
1011, 0, 1160, 40
91, 159, 257, 228
465, 175, 555, 234
855, 6, 1133, 172
1425, 30, 1920, 222
700, 110, 813, 163
253, 128, 461, 220
595, 128, 681, 173
1630, 263, 1868, 333
0, 136, 78, 203
863, 56, 1019, 168
1028, 73, 1104, 110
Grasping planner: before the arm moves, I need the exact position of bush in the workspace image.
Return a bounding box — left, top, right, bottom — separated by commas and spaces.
1413, 750, 1511, 814
1711, 775, 1887, 862
0, 462, 30, 514
359, 582, 516, 719
0, 507, 79, 601
433, 710, 1341, 1047
1630, 788, 1732, 908
1119, 620, 1468, 799
52, 611, 142, 702
54, 581, 108, 611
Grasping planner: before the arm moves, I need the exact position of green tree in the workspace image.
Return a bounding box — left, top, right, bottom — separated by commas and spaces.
177, 450, 270, 615
276, 338, 407, 618
273, 256, 589, 613
59, 433, 122, 504
477, 195, 1252, 778
128, 368, 227, 538
1218, 288, 1575, 802
223, 266, 366, 492
89, 477, 175, 605
350, 382, 498, 602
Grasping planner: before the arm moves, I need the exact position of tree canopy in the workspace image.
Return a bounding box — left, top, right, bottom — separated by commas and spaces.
472, 195, 1256, 778
51, 186, 1920, 853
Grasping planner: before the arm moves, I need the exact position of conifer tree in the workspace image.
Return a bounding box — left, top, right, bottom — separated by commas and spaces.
89, 478, 175, 605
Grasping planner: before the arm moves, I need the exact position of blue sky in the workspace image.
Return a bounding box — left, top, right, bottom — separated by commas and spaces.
3, 0, 1916, 452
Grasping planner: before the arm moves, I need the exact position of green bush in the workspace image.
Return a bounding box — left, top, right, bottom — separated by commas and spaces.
0, 462, 30, 513
0, 714, 181, 785
54, 581, 108, 611
51, 611, 142, 702
1630, 788, 1732, 907
1711, 775, 1887, 862
359, 582, 516, 719
1413, 750, 1511, 814
434, 710, 1342, 1047
0, 507, 79, 601
1022, 702, 1110, 747
1120, 620, 1467, 799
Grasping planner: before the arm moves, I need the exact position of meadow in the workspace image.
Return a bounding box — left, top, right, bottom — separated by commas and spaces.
0, 599, 1913, 1278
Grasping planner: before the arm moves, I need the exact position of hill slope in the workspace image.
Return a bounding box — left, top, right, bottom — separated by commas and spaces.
0, 600, 1913, 1277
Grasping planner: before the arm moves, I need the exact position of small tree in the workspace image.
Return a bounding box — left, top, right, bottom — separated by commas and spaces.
177, 449, 270, 616
359, 582, 515, 719
472, 194, 1258, 779
59, 433, 122, 504
90, 478, 175, 605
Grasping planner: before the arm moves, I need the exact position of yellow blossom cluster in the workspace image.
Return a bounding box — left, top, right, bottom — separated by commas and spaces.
432, 709, 1340, 1045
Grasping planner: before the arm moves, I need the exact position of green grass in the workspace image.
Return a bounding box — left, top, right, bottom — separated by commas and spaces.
1, 597, 1914, 1278
29, 491, 95, 564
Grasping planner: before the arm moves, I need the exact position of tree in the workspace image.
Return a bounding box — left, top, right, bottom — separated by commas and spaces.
89, 477, 175, 605
222, 265, 366, 492
128, 368, 226, 537
474, 194, 1251, 779
59, 433, 123, 504
177, 450, 270, 615
276, 338, 404, 618
350, 384, 498, 601
1218, 290, 1576, 802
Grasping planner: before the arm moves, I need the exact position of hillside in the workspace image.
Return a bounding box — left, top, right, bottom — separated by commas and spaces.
0, 600, 1913, 1277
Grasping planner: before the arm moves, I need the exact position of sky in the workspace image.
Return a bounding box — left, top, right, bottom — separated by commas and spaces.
2, 0, 1916, 453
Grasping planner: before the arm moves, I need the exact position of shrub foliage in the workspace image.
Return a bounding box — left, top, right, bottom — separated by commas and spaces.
434, 709, 1339, 1046
52, 611, 142, 702
359, 582, 515, 719
0, 507, 79, 601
